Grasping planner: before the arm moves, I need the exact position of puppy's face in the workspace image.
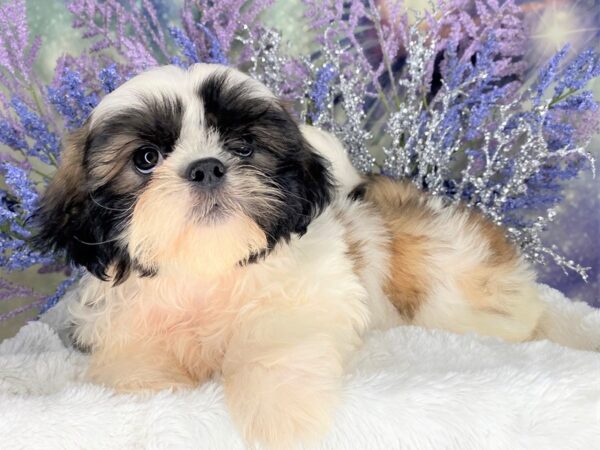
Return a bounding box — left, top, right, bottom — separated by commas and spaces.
35, 64, 332, 281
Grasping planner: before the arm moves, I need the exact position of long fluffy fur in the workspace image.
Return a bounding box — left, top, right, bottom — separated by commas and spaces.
36, 64, 545, 449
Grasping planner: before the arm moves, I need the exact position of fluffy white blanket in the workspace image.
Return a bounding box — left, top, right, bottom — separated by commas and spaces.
0, 284, 599, 449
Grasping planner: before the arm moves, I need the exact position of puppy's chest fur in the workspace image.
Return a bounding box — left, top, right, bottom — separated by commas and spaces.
70, 197, 398, 382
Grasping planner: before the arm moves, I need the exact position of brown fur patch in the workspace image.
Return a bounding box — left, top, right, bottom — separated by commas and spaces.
467, 212, 517, 265
360, 176, 433, 319
384, 233, 431, 319
335, 210, 367, 276
345, 234, 366, 275
42, 124, 141, 205
37, 126, 89, 216
361, 175, 528, 323
87, 134, 142, 191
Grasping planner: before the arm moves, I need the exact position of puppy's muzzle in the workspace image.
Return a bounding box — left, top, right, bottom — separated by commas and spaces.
187, 158, 227, 189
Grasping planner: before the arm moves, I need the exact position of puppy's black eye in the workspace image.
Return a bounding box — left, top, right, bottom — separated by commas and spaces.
231, 145, 254, 158
133, 146, 163, 174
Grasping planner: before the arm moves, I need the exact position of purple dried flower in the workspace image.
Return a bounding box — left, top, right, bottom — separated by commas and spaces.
37, 261, 70, 275
11, 97, 60, 164
38, 270, 82, 314
53, 54, 105, 91
552, 91, 598, 113
98, 64, 122, 93
543, 115, 576, 151
0, 184, 18, 215
0, 299, 46, 322
48, 67, 99, 129
169, 26, 199, 65
433, 34, 511, 143
572, 109, 600, 143
430, 0, 527, 81
0, 277, 46, 322
185, 0, 273, 61
169, 55, 186, 68
0, 0, 40, 81
0, 278, 38, 302
3, 246, 55, 271
0, 265, 76, 321
121, 38, 159, 72
502, 154, 589, 223
67, 0, 167, 71
0, 116, 28, 150
0, 162, 38, 215
533, 44, 570, 105
308, 64, 337, 123
555, 48, 600, 97
198, 24, 228, 65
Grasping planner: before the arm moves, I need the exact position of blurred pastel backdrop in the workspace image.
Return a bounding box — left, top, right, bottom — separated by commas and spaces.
0, 0, 598, 339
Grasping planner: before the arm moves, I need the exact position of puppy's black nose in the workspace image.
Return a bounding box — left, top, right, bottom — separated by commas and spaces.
187, 158, 226, 188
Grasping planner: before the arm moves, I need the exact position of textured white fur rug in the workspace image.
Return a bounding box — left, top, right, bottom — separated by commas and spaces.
0, 284, 599, 450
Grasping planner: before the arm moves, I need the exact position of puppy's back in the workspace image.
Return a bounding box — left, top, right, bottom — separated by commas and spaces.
357, 175, 543, 342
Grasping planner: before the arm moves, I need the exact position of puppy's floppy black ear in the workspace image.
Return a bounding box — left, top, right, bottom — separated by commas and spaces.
290, 138, 334, 235
32, 125, 131, 283
264, 102, 334, 237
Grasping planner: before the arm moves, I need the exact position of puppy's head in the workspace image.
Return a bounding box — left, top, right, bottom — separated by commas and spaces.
34, 64, 333, 281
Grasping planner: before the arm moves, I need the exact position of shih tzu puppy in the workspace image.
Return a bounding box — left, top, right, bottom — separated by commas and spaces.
34, 64, 543, 448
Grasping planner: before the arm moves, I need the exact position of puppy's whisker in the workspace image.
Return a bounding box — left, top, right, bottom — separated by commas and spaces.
74, 235, 122, 246
89, 194, 134, 213
265, 178, 313, 205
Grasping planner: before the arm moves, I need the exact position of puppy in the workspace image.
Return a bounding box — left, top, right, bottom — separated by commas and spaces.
34, 64, 543, 448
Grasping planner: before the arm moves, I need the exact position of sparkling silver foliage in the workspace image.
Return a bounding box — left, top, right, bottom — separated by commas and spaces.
239, 25, 289, 97
311, 41, 375, 173
245, 17, 595, 280
383, 27, 594, 279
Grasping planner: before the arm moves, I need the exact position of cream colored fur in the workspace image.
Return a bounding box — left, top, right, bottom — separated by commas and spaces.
71, 193, 395, 448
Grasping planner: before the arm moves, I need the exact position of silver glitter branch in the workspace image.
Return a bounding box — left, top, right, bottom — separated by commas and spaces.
238, 26, 291, 98
244, 16, 595, 280
320, 42, 375, 172
383, 26, 594, 278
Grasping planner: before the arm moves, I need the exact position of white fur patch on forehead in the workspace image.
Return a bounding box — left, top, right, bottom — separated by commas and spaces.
90, 64, 275, 128
90, 65, 187, 127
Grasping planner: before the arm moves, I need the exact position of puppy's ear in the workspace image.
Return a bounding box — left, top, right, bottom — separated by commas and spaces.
32, 125, 131, 282
290, 139, 334, 235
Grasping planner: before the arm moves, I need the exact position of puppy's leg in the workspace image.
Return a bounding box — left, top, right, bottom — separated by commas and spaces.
222, 306, 365, 449
69, 275, 204, 392
86, 339, 197, 392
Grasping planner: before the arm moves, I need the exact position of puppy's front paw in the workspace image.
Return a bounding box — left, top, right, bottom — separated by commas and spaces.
87, 353, 197, 393
224, 361, 341, 449
89, 369, 196, 393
